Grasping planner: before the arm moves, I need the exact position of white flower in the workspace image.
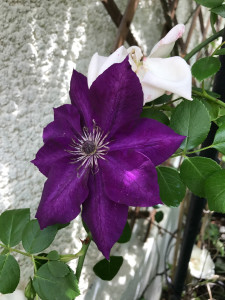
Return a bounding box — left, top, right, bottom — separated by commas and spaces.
189, 245, 215, 280
87, 24, 192, 104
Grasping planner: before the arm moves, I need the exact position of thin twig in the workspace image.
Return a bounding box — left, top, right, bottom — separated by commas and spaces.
183, 5, 201, 55
113, 0, 139, 51
101, 0, 139, 47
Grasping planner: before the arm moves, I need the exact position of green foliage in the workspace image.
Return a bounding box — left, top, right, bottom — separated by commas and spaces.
33, 262, 80, 300
191, 57, 221, 81
117, 222, 131, 244
211, 4, 225, 17
210, 12, 218, 33
170, 99, 211, 151
156, 167, 186, 207
34, 253, 48, 270
180, 157, 221, 197
204, 224, 225, 256
214, 48, 225, 55
25, 278, 36, 300
215, 115, 225, 126
93, 256, 123, 281
151, 93, 172, 105
0, 209, 30, 247
212, 123, 225, 154
155, 211, 164, 223
205, 169, 225, 212
195, 0, 224, 8
47, 250, 60, 261
141, 108, 169, 125
198, 98, 220, 121
22, 219, 58, 254
0, 254, 20, 294
48, 261, 70, 277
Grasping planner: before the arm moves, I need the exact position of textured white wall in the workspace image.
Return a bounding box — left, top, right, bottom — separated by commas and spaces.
0, 0, 198, 299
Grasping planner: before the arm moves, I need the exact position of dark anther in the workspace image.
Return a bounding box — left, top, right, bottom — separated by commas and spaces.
82, 141, 96, 155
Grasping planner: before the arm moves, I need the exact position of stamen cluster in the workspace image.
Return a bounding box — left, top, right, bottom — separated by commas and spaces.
67, 122, 109, 171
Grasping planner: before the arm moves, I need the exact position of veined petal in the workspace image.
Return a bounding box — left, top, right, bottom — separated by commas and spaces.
69, 70, 92, 127
36, 159, 89, 229
82, 171, 128, 260
142, 57, 192, 103
149, 24, 185, 58
109, 118, 185, 166
90, 57, 143, 137
31, 138, 71, 177
101, 150, 162, 207
43, 104, 82, 143
87, 46, 127, 88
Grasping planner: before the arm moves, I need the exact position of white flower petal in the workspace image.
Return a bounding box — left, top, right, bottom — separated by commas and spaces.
189, 245, 215, 280
141, 56, 192, 103
149, 24, 185, 58
87, 46, 127, 88
87, 53, 108, 88
127, 46, 143, 72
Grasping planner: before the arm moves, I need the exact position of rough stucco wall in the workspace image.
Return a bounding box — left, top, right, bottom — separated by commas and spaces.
0, 0, 202, 299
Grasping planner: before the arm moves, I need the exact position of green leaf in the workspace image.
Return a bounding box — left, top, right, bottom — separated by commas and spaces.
22, 219, 58, 254
0, 254, 20, 294
0, 209, 30, 247
198, 98, 220, 121
141, 108, 169, 125
180, 157, 221, 197
155, 211, 164, 223
33, 263, 80, 300
93, 256, 123, 281
34, 253, 48, 270
117, 222, 131, 244
195, 0, 224, 8
25, 278, 36, 300
170, 99, 210, 151
214, 48, 225, 55
212, 123, 225, 154
205, 169, 225, 212
191, 57, 221, 81
48, 261, 70, 277
47, 250, 60, 261
156, 167, 186, 207
56, 222, 70, 230
215, 115, 225, 126
151, 93, 172, 105
211, 5, 225, 17
210, 12, 218, 33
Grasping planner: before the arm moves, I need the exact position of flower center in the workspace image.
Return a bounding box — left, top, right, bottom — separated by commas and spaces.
66, 121, 109, 172
82, 141, 96, 155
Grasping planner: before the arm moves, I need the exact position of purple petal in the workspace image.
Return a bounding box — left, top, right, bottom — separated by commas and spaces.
36, 159, 89, 229
31, 138, 71, 177
82, 171, 128, 259
101, 150, 162, 207
69, 70, 92, 127
43, 104, 82, 143
110, 118, 185, 166
89, 57, 143, 138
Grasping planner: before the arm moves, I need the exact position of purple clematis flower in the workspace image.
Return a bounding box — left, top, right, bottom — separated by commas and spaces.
32, 57, 185, 259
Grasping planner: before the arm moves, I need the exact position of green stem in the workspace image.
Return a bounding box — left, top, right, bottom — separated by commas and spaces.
75, 232, 92, 282
0, 243, 31, 258
172, 145, 213, 158
211, 41, 225, 56
0, 243, 49, 260
192, 89, 225, 109
184, 29, 224, 61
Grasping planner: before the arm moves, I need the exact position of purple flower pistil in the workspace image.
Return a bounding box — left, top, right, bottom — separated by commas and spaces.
66, 121, 110, 172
